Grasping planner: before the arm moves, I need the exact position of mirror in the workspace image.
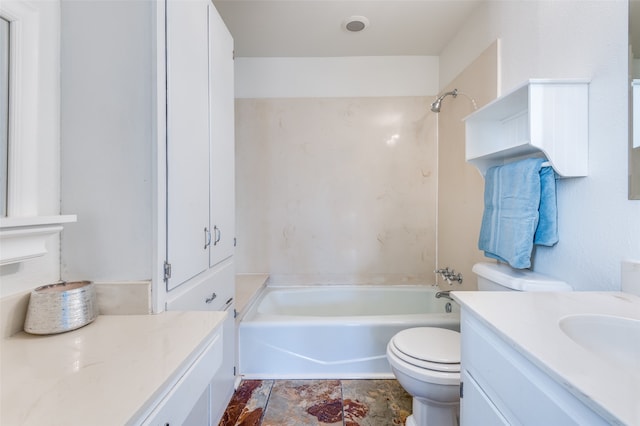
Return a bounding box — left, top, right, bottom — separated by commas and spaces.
0, 16, 7, 215
630, 1, 640, 199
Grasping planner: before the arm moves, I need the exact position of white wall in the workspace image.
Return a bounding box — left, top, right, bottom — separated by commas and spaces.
440, 0, 640, 290
235, 96, 437, 284
0, 0, 62, 298
235, 56, 439, 98
60, 0, 155, 282
234, 56, 440, 284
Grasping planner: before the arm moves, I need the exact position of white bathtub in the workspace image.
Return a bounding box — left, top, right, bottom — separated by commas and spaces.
238, 285, 460, 379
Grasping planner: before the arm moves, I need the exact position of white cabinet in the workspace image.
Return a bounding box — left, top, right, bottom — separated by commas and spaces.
209, 5, 236, 268
165, 0, 236, 290
165, 0, 212, 289
464, 79, 589, 177
460, 370, 509, 425
162, 4, 236, 421
141, 329, 223, 426
166, 259, 236, 424
459, 310, 610, 425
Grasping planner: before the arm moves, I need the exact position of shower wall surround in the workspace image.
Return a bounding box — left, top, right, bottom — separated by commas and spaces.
235, 97, 437, 285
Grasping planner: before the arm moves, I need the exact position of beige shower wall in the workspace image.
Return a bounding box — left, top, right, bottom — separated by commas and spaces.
436, 42, 499, 291
235, 97, 438, 285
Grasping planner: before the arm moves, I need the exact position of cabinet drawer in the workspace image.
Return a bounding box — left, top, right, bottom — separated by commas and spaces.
141, 330, 223, 426
166, 260, 234, 311
461, 313, 609, 425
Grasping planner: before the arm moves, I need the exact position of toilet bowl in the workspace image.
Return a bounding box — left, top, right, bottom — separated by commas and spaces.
387, 262, 572, 426
386, 327, 460, 426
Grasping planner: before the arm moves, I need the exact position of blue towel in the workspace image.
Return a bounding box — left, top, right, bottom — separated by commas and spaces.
478, 158, 558, 269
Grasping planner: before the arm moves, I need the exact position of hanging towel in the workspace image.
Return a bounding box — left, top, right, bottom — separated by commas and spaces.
478, 158, 558, 269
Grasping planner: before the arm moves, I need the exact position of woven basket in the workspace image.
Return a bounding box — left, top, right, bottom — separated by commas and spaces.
24, 281, 98, 335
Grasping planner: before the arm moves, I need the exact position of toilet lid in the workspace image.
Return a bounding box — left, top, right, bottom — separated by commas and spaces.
391, 327, 460, 371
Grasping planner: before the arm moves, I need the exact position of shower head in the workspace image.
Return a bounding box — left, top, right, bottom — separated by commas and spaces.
430, 89, 458, 113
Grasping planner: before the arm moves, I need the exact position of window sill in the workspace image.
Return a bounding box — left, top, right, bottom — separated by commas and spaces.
0, 215, 77, 265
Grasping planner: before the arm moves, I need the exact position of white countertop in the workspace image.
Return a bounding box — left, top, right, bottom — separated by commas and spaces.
235, 273, 268, 314
1, 311, 226, 426
452, 291, 640, 425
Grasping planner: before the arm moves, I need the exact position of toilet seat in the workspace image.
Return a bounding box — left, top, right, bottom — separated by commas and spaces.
389, 327, 460, 373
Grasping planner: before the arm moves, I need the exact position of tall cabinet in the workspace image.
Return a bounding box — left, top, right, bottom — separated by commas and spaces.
60, 0, 236, 423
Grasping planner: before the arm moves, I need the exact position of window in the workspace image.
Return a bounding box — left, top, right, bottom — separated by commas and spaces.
0, 2, 75, 266
0, 17, 8, 217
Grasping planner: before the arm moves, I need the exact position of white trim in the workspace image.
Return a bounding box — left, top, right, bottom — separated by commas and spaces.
0, 2, 76, 268
0, 0, 39, 217
0, 215, 77, 265
152, 0, 167, 313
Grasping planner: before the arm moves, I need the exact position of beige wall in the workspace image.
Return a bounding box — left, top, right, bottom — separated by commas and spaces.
436, 42, 499, 291
235, 96, 437, 285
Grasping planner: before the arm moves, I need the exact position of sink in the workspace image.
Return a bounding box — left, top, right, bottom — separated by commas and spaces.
559, 314, 640, 374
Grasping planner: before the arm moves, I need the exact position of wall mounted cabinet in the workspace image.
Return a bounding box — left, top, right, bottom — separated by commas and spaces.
464, 79, 589, 177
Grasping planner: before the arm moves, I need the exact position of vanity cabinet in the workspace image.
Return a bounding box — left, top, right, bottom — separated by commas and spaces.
459, 310, 610, 425
165, 259, 236, 424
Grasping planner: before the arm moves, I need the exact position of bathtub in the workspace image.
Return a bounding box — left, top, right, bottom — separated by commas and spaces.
238, 285, 460, 379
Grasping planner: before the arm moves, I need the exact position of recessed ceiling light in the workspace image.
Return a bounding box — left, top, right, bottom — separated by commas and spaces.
344, 16, 369, 32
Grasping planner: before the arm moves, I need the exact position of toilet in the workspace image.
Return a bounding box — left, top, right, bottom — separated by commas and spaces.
386, 262, 572, 426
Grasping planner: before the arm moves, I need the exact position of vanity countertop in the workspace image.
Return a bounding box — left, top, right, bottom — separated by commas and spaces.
1, 311, 226, 426
452, 291, 640, 425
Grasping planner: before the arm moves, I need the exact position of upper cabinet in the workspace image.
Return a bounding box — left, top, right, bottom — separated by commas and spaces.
165, 0, 212, 290
464, 79, 589, 177
208, 6, 236, 269
165, 0, 236, 290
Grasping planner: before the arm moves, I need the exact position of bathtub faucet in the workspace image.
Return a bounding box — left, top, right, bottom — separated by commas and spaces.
435, 290, 454, 301
434, 267, 463, 285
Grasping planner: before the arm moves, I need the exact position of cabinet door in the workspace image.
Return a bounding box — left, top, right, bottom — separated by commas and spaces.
166, 0, 211, 290
208, 4, 235, 267
141, 331, 223, 426
461, 370, 510, 426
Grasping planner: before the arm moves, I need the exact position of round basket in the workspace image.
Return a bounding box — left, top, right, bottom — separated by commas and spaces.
24, 281, 98, 335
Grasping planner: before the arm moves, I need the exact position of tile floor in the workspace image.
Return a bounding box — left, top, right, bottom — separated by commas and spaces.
219, 379, 412, 426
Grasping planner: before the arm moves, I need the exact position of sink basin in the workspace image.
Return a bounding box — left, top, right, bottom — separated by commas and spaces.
559, 314, 640, 374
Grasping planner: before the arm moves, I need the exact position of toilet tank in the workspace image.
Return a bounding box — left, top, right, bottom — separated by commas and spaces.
472, 262, 573, 291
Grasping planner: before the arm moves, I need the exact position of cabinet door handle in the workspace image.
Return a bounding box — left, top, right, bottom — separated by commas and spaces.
205, 292, 217, 304
204, 227, 212, 249
213, 225, 221, 245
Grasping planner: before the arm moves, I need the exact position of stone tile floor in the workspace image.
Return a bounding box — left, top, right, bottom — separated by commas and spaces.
219, 379, 412, 426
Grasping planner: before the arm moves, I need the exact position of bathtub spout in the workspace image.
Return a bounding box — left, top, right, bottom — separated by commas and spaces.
435, 290, 454, 301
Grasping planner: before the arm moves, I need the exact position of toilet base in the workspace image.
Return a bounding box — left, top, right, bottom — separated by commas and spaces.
409, 397, 459, 426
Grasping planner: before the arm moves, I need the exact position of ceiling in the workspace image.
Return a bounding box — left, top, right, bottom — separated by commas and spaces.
212, 0, 484, 58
